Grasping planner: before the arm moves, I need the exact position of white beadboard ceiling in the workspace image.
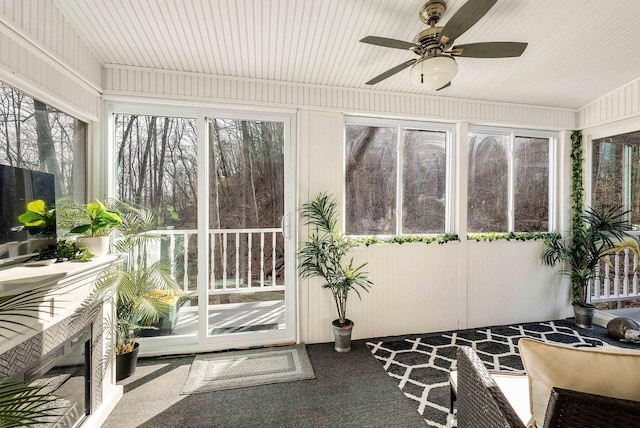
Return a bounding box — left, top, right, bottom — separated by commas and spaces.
53, 0, 640, 109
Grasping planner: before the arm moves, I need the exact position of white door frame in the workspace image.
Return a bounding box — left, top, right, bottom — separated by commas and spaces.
104, 101, 297, 356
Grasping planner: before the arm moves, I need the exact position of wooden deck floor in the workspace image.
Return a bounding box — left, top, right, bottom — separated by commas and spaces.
168, 299, 286, 337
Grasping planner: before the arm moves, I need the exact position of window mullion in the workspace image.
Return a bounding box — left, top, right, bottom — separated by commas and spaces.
508, 132, 515, 232
623, 144, 632, 221
396, 125, 404, 235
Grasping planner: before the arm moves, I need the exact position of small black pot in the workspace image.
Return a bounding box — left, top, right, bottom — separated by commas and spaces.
115, 342, 140, 381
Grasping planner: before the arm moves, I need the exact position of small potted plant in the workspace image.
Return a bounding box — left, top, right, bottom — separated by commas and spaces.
17, 199, 56, 237
543, 206, 640, 329
298, 193, 372, 352
17, 199, 57, 258
70, 200, 122, 257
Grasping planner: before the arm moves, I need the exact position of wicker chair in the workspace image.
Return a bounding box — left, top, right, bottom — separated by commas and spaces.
456, 346, 640, 428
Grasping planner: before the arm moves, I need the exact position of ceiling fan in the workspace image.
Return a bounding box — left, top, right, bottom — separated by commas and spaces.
360, 0, 527, 90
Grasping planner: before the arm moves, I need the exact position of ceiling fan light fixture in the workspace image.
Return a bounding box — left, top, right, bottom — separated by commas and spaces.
410, 55, 457, 90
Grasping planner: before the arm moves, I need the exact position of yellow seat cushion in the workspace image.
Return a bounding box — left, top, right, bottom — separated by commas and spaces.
148, 290, 180, 306
518, 338, 640, 426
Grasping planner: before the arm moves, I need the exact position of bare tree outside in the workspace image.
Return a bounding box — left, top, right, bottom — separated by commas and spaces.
468, 132, 509, 232
345, 123, 449, 236
403, 129, 446, 234
346, 125, 397, 235
592, 130, 640, 228
114, 115, 286, 304
0, 81, 86, 201
514, 136, 549, 232
468, 132, 551, 233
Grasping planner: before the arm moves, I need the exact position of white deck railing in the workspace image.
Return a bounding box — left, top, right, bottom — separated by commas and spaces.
590, 232, 640, 303
145, 228, 285, 294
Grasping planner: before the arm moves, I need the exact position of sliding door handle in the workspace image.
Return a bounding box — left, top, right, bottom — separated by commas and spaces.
280, 213, 291, 239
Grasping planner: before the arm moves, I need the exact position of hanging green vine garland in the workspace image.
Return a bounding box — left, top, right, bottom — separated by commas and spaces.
356, 234, 460, 246
570, 130, 584, 232
467, 232, 561, 242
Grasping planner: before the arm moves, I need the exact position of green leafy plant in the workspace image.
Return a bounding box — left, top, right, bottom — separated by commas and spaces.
54, 239, 92, 261
90, 201, 181, 355
468, 232, 561, 242
70, 200, 122, 237
543, 206, 640, 306
298, 193, 372, 326
0, 285, 70, 425
0, 381, 63, 427
570, 130, 584, 233
358, 234, 460, 246
17, 200, 56, 237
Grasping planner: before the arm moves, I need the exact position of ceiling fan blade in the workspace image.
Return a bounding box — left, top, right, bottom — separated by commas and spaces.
437, 0, 498, 45
452, 42, 527, 58
436, 82, 451, 91
360, 36, 419, 50
365, 59, 417, 85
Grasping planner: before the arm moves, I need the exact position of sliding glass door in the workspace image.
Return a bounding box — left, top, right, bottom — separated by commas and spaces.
111, 106, 295, 353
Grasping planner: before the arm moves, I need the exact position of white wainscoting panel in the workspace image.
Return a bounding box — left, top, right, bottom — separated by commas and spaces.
303, 243, 460, 344
0, 1, 101, 119
297, 110, 348, 343
579, 77, 640, 129
466, 240, 568, 329
103, 65, 577, 130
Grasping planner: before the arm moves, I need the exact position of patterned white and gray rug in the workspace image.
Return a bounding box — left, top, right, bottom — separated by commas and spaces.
367, 321, 605, 427
181, 344, 315, 394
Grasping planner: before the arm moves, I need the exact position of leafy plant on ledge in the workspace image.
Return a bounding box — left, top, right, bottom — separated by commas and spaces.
543, 206, 640, 307
70, 200, 122, 237
17, 199, 56, 237
468, 232, 561, 242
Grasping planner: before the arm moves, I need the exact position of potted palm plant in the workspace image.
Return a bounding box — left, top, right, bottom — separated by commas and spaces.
101, 202, 181, 380
298, 193, 372, 352
70, 200, 122, 257
543, 206, 640, 329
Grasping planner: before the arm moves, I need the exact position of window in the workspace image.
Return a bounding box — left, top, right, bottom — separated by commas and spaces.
114, 114, 198, 228
591, 130, 640, 227
468, 128, 554, 233
0, 81, 86, 202
345, 118, 450, 235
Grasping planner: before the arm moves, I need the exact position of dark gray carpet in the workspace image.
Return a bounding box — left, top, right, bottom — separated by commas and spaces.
104, 342, 427, 427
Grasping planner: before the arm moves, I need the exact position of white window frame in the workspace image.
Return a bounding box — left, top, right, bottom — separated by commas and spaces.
468, 126, 558, 233
344, 116, 455, 236
588, 129, 640, 224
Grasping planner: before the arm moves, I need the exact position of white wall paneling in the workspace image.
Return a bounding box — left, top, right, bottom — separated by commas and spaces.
0, 3, 102, 119
103, 65, 576, 130
466, 241, 567, 329
298, 110, 570, 343
579, 77, 640, 130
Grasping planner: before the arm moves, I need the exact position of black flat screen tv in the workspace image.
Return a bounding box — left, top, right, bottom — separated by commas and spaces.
0, 164, 56, 266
